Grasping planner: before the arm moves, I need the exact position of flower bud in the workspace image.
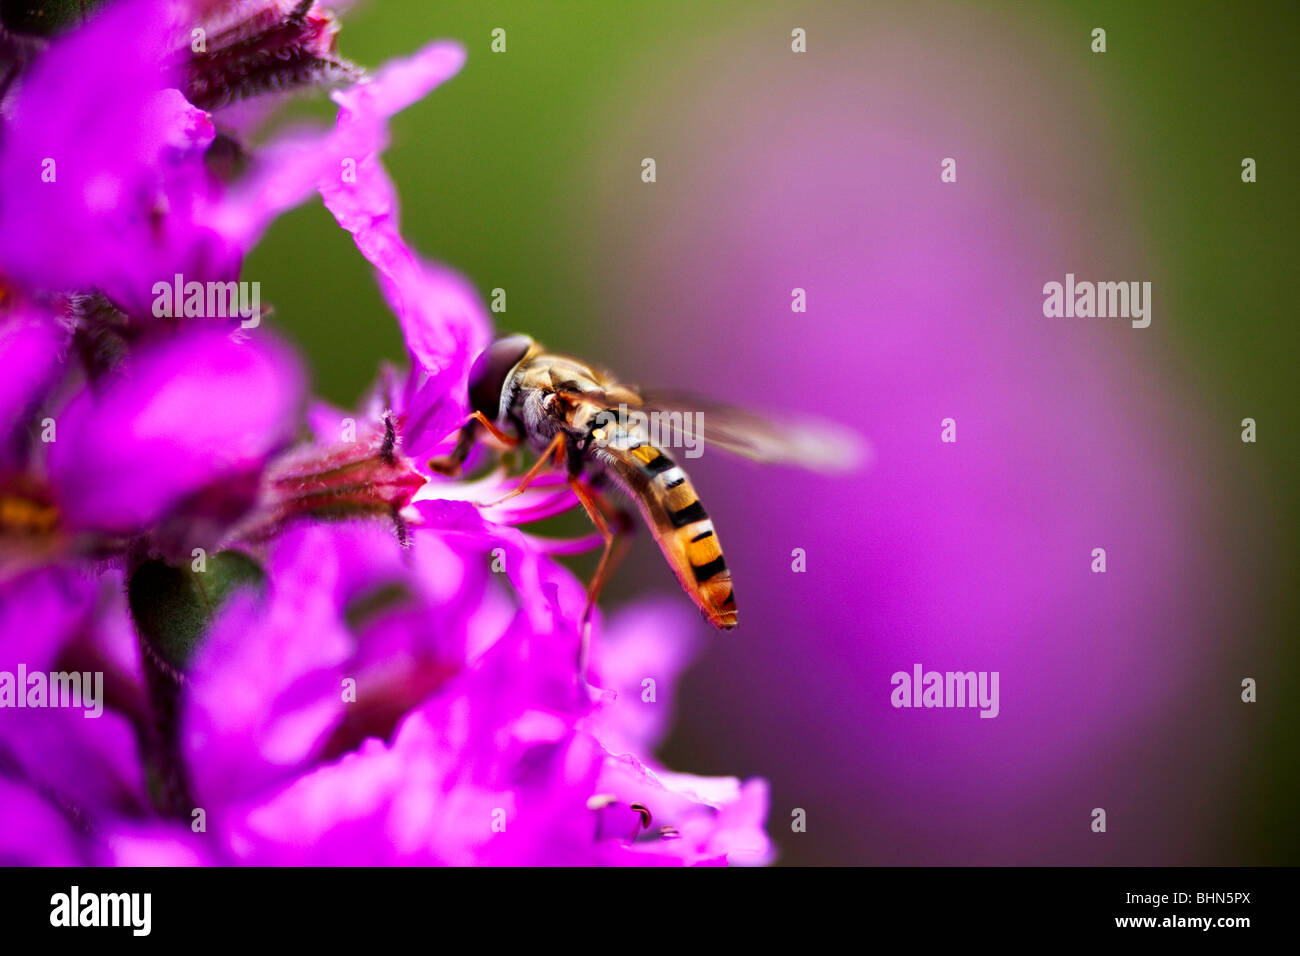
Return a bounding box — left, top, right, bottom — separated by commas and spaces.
242, 417, 427, 540
127, 549, 265, 675
1, 0, 105, 37
179, 1, 359, 111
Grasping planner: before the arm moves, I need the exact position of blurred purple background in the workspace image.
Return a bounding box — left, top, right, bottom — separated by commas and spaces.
575, 9, 1259, 864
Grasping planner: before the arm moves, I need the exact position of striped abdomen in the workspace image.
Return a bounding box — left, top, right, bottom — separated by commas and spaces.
596, 425, 737, 629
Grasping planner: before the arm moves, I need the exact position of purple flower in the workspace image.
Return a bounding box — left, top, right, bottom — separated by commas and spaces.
0, 304, 66, 467
0, 320, 306, 587
314, 40, 487, 459
46, 329, 306, 533
0, 514, 769, 865
0, 0, 342, 319
191, 517, 763, 865
0, 1, 771, 867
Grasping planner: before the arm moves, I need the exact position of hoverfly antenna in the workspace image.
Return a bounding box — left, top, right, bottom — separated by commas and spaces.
467, 334, 535, 421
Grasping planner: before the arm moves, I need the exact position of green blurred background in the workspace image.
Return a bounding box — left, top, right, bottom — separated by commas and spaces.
247, 0, 1299, 864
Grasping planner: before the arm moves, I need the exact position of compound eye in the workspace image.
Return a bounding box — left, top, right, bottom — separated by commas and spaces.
467, 335, 534, 421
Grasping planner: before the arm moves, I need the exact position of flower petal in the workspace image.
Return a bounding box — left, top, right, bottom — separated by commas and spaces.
183, 524, 356, 810
46, 329, 305, 531
583, 599, 702, 757
0, 776, 85, 864
0, 308, 67, 461
0, 0, 233, 314
317, 41, 490, 454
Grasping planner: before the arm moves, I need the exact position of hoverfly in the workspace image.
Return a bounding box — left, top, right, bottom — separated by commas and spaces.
431, 334, 862, 636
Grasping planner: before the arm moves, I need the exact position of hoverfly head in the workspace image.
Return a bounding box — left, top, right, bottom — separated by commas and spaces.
468, 333, 535, 422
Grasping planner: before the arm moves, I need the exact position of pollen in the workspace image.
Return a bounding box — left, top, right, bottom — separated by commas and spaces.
0, 494, 59, 535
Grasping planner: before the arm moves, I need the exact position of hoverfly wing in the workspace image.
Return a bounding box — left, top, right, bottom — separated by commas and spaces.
559, 386, 868, 474
649, 393, 867, 473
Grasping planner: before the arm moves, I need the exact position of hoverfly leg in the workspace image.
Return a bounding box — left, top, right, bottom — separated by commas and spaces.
568, 476, 634, 679
467, 410, 520, 448
427, 422, 477, 477
427, 411, 521, 477
476, 432, 566, 508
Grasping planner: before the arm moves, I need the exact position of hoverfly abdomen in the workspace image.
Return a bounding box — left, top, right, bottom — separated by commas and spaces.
596, 421, 738, 630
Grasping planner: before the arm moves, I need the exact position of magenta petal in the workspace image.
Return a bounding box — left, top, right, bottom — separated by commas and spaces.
0, 0, 234, 314
321, 41, 478, 377
305, 397, 353, 445
331, 42, 467, 126
0, 568, 150, 821
227, 616, 596, 864
583, 600, 702, 756
0, 707, 150, 823
411, 499, 588, 634
228, 737, 414, 864
0, 566, 94, 672
46, 329, 305, 531
317, 41, 489, 452
381, 259, 489, 388
655, 772, 773, 865
595, 750, 774, 866
0, 0, 355, 317
94, 823, 212, 866
184, 525, 357, 810
0, 308, 67, 457
212, 125, 338, 255
0, 777, 85, 864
